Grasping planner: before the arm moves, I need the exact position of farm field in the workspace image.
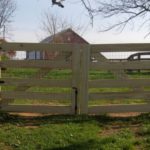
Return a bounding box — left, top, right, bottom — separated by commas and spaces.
0, 112, 149, 150
0, 53, 150, 150
1, 69, 150, 106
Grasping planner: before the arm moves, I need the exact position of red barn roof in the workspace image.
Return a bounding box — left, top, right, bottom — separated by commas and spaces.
41, 28, 89, 44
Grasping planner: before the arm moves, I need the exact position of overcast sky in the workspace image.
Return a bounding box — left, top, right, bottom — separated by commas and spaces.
10, 0, 150, 44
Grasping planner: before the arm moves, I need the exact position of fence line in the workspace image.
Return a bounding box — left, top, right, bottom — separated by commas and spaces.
0, 42, 150, 114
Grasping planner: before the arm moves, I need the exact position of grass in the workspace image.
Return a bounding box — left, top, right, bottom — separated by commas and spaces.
28, 87, 71, 93
1, 68, 150, 149
2, 69, 72, 79
89, 70, 115, 80
89, 87, 132, 93
12, 99, 70, 105
89, 99, 147, 106
2, 69, 150, 105
0, 112, 149, 150
2, 68, 38, 78
127, 71, 150, 79
3, 68, 150, 79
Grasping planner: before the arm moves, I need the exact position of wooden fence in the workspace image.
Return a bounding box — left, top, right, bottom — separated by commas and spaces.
0, 42, 150, 114
88, 44, 150, 114
0, 43, 82, 114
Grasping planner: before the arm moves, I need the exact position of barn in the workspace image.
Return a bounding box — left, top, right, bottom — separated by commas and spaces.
26, 28, 89, 60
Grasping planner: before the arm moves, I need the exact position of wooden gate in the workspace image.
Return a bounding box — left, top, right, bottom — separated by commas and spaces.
87, 44, 150, 114
0, 43, 83, 114
1, 42, 150, 114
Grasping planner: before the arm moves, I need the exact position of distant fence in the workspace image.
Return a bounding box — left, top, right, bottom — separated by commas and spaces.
0, 42, 150, 114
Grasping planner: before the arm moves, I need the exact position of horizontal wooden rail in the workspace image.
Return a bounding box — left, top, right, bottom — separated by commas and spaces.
1, 91, 71, 100
0, 43, 79, 52
90, 61, 150, 70
89, 79, 150, 88
1, 78, 72, 87
88, 104, 150, 114
89, 91, 150, 100
91, 43, 150, 52
0, 60, 71, 69
2, 43, 150, 52
1, 105, 72, 114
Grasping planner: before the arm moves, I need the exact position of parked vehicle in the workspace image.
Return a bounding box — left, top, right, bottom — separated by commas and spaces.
127, 52, 150, 72
127, 52, 150, 61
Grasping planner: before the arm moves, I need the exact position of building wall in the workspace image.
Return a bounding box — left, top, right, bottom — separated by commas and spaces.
26, 29, 89, 60
44, 30, 88, 60
26, 51, 43, 60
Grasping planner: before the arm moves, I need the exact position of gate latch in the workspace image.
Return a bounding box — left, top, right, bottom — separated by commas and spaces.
72, 87, 78, 115
0, 80, 5, 84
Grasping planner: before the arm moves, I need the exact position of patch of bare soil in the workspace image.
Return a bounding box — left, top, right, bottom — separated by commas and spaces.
23, 125, 39, 129
99, 123, 141, 137
9, 112, 145, 118
0, 143, 13, 150
99, 126, 121, 137
10, 112, 142, 117
9, 112, 50, 117
108, 112, 143, 118
17, 121, 40, 129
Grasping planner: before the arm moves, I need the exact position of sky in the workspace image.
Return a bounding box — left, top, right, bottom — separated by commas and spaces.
9, 0, 150, 44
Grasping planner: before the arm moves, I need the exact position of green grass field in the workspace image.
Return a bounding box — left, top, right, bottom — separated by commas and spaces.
0, 112, 149, 150
1, 67, 150, 150
1, 68, 150, 105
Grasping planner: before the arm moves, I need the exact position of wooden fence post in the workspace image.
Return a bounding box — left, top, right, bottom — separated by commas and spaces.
79, 45, 90, 114
0, 45, 1, 108
72, 45, 81, 114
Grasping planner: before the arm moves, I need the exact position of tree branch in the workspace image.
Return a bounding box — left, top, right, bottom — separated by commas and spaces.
51, 0, 150, 37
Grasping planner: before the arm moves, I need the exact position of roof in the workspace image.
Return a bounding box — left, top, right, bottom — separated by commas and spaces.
40, 28, 89, 44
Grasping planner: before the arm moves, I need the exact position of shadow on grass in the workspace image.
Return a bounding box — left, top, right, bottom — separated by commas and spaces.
45, 137, 133, 150
0, 111, 149, 127
46, 139, 106, 150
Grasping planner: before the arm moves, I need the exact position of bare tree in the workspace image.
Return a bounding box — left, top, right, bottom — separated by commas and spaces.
0, 0, 16, 38
41, 12, 67, 37
41, 11, 87, 39
38, 11, 88, 61
51, 0, 94, 22
51, 0, 150, 36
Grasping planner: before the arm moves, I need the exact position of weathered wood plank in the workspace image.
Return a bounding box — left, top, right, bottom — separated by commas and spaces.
90, 61, 150, 70
2, 69, 51, 105
0, 60, 71, 69
89, 79, 150, 88
88, 104, 150, 114
1, 105, 72, 114
89, 91, 150, 100
91, 43, 150, 52
91, 52, 128, 79
0, 43, 75, 52
1, 91, 71, 100
31, 68, 50, 79
79, 47, 90, 114
72, 47, 81, 114
0, 52, 9, 108
2, 78, 72, 87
